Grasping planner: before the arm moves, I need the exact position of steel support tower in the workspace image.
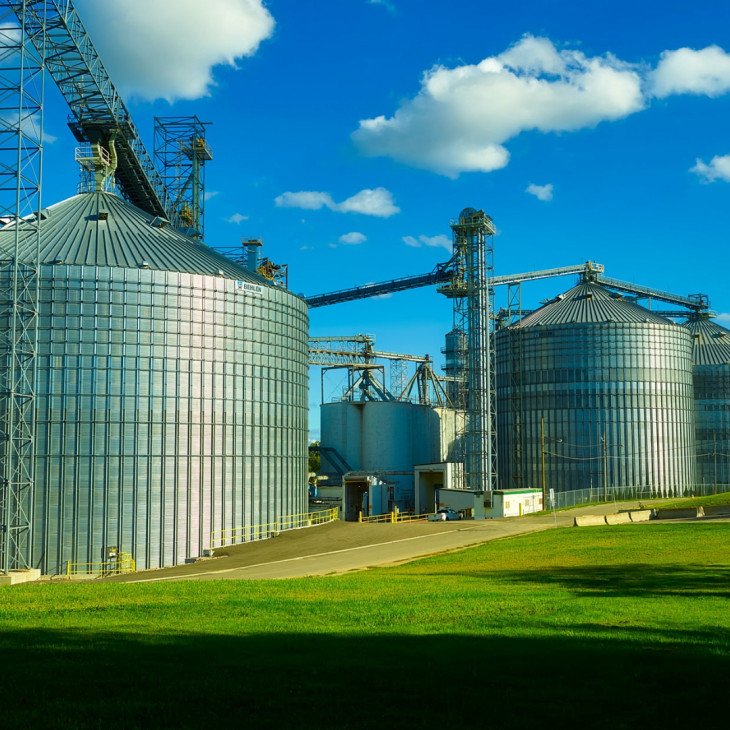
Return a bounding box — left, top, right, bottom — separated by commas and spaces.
154, 116, 212, 239
13, 0, 189, 230
0, 0, 44, 573
439, 208, 496, 492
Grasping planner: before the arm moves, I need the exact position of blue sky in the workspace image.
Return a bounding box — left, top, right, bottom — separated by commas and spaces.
37, 0, 730, 436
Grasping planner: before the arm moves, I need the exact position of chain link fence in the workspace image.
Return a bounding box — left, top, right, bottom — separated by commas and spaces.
545, 483, 730, 510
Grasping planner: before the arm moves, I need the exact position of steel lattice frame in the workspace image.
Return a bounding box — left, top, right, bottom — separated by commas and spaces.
449, 210, 497, 493
0, 0, 44, 573
15, 0, 183, 228
154, 116, 211, 240
507, 282, 524, 486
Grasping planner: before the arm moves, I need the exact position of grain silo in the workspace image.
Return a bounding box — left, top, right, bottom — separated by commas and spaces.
320, 399, 458, 519
683, 315, 730, 488
496, 278, 696, 497
0, 190, 309, 574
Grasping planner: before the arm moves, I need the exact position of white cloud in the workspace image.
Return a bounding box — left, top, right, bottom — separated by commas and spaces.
339, 232, 367, 245
275, 187, 399, 217
274, 191, 335, 210
651, 46, 730, 98
74, 0, 275, 102
337, 188, 399, 217
354, 35, 730, 176
690, 154, 730, 182
204, 191, 219, 201
716, 313, 730, 326
402, 234, 451, 251
0, 112, 58, 144
226, 212, 248, 224
368, 0, 396, 12
354, 35, 645, 176
526, 183, 554, 201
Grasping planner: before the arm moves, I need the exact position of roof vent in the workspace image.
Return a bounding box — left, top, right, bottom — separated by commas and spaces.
217, 270, 225, 276
52, 258, 64, 265
139, 261, 150, 269
39, 208, 51, 220
150, 216, 169, 229
97, 211, 109, 221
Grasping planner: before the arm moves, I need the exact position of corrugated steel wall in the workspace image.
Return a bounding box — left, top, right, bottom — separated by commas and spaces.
692, 364, 730, 486
496, 322, 697, 495
26, 264, 308, 574
685, 318, 730, 487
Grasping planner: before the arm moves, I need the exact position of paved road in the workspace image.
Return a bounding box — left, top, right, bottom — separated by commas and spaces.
108, 501, 664, 584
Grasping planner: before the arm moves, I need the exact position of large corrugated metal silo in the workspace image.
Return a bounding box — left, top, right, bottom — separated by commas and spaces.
683, 315, 730, 488
0, 191, 309, 574
496, 279, 696, 496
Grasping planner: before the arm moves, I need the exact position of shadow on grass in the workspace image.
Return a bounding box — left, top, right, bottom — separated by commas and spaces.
433, 564, 730, 599
1, 628, 728, 729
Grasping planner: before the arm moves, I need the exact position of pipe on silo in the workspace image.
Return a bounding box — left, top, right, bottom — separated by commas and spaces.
245, 238, 263, 271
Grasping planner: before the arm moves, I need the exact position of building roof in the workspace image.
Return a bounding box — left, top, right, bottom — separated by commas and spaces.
512, 280, 674, 328
0, 191, 269, 283
683, 316, 730, 366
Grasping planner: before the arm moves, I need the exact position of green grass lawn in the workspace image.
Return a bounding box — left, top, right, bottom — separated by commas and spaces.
650, 490, 730, 509
2, 523, 729, 729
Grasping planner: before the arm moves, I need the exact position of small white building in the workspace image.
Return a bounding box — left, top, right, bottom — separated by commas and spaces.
485, 489, 543, 518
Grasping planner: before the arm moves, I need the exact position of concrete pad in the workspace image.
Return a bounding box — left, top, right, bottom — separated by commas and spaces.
629, 510, 653, 522
574, 515, 607, 527
605, 512, 632, 525
654, 507, 703, 520
0, 568, 41, 586
703, 505, 730, 516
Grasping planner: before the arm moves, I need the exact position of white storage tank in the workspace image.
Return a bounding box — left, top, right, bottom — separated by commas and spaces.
321, 400, 457, 514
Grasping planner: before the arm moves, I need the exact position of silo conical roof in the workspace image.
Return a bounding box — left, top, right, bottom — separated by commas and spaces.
0, 191, 269, 283
684, 316, 730, 365
512, 280, 674, 327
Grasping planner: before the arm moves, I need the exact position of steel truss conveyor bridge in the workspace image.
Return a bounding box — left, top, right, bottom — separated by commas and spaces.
9, 1, 212, 235
305, 261, 606, 308
306, 239, 714, 496
306, 248, 607, 495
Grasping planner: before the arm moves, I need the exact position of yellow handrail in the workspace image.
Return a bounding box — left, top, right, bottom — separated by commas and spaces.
66, 552, 136, 577
210, 507, 339, 548
360, 511, 431, 524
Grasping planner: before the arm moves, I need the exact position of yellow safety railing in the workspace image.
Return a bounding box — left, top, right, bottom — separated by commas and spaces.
210, 507, 339, 548
359, 512, 393, 524
393, 512, 430, 523
66, 552, 136, 578
359, 510, 431, 524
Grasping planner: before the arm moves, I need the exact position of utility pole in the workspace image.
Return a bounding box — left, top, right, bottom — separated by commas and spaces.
541, 417, 546, 508
602, 431, 608, 502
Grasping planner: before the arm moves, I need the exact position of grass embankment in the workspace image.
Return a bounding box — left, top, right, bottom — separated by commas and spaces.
539, 490, 730, 515
650, 490, 730, 509
2, 524, 729, 729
